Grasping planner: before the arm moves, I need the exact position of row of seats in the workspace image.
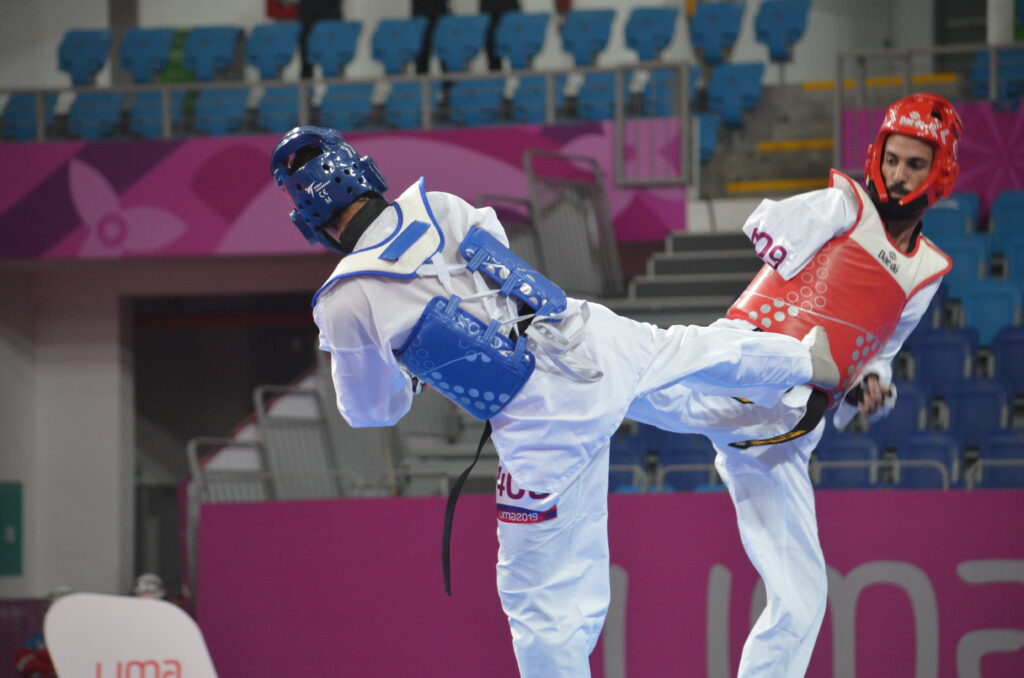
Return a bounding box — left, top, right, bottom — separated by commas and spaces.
609, 426, 1024, 491
0, 65, 756, 140
53, 3, 811, 87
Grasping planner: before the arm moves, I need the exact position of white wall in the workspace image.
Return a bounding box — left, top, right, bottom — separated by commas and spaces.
0, 257, 335, 597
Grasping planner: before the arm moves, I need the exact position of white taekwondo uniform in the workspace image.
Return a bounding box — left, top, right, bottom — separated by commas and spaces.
313, 179, 821, 677
629, 170, 951, 678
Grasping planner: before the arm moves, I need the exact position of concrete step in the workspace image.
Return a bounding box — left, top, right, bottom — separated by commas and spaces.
666, 231, 750, 253
631, 272, 752, 299
650, 250, 762, 276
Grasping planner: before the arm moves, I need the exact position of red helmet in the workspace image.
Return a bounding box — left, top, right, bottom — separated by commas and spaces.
864, 93, 963, 208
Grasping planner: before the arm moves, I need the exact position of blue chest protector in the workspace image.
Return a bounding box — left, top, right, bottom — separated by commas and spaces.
315, 179, 566, 420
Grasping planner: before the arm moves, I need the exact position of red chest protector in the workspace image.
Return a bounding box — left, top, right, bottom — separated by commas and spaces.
727, 170, 952, 408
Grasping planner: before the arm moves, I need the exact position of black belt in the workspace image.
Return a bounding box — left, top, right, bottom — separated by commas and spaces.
442, 302, 534, 596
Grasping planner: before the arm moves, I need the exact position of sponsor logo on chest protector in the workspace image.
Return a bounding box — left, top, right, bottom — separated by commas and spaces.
877, 248, 900, 274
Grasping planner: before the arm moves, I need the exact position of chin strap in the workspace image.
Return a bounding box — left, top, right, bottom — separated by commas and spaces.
866, 181, 927, 223
332, 194, 390, 254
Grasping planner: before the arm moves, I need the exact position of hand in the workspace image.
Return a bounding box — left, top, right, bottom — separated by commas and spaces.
857, 374, 892, 415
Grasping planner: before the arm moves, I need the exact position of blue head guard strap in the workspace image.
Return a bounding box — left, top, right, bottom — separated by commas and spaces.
270, 126, 389, 253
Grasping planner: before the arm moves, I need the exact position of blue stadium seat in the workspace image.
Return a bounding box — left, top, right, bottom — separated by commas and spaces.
755, 0, 809, 63
893, 431, 960, 489
961, 279, 1022, 345
689, 1, 744, 66
67, 91, 125, 139
640, 67, 699, 117
867, 380, 929, 451
651, 433, 717, 491
1005, 235, 1024, 285
1, 93, 57, 141
58, 29, 113, 85
707, 62, 765, 127
372, 17, 428, 75
625, 6, 679, 62
193, 88, 248, 135
447, 78, 504, 126
969, 49, 1024, 100
923, 206, 970, 248
695, 112, 721, 163
120, 28, 176, 84
815, 437, 880, 488
910, 328, 974, 399
183, 26, 242, 81
510, 75, 565, 123
129, 90, 186, 138
494, 12, 549, 70
992, 325, 1024, 396
307, 20, 362, 78
247, 22, 302, 80
384, 81, 440, 129
319, 83, 375, 130
575, 72, 619, 121
561, 9, 616, 66
434, 15, 490, 72
609, 434, 648, 492
936, 191, 981, 232
256, 86, 300, 132
971, 430, 1024, 488
939, 240, 985, 300
988, 189, 1024, 255
947, 379, 1009, 449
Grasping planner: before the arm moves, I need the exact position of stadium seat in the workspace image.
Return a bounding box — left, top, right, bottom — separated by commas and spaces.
988, 189, 1024, 255
910, 328, 974, 399
575, 72, 619, 121
640, 67, 699, 117
433, 15, 490, 72
183, 26, 241, 81
695, 112, 721, 163
306, 20, 362, 78
246, 22, 301, 80
939, 240, 985, 300
815, 437, 880, 488
58, 29, 113, 85
1005, 235, 1024, 285
969, 49, 1024, 100
67, 91, 125, 139
256, 86, 300, 132
372, 17, 428, 75
650, 433, 717, 491
893, 431, 960, 489
707, 62, 765, 127
561, 9, 616, 66
922, 206, 970, 248
510, 75, 565, 123
625, 6, 680, 62
992, 324, 1024, 396
319, 83, 375, 130
1, 93, 57, 141
961, 279, 1022, 346
969, 430, 1024, 488
947, 379, 1009, 449
609, 434, 648, 492
193, 88, 248, 135
384, 81, 440, 129
689, 1, 744, 66
128, 90, 186, 138
867, 380, 929, 451
936, 191, 980, 232
755, 0, 809, 63
120, 27, 177, 83
494, 12, 549, 70
447, 78, 504, 126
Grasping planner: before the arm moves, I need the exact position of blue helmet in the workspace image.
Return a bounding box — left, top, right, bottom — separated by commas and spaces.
270, 126, 388, 251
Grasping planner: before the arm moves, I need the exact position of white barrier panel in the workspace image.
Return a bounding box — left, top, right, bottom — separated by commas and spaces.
45, 593, 218, 678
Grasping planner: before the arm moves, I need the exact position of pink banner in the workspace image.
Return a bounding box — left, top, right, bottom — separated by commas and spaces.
0, 122, 687, 261
197, 491, 1024, 677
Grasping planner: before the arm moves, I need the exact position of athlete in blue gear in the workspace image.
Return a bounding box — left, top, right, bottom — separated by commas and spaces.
271, 126, 840, 678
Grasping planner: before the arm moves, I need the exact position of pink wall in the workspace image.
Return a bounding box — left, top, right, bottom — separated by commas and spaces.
0, 122, 686, 262
197, 491, 1024, 678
